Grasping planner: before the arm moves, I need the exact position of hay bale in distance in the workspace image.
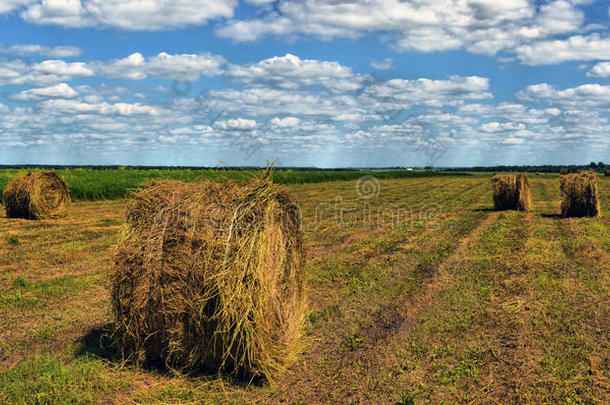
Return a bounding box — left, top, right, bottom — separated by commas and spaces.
3, 171, 70, 219
491, 172, 531, 211
111, 175, 305, 381
560, 170, 600, 217
604, 169, 610, 177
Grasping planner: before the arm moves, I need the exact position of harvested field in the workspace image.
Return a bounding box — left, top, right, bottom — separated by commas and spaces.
0, 173, 608, 403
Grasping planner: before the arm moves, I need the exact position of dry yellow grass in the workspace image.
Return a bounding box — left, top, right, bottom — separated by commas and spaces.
110, 173, 305, 381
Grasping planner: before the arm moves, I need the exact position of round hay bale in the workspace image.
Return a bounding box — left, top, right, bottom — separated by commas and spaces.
110, 175, 305, 381
490, 172, 531, 211
3, 171, 70, 219
560, 170, 600, 217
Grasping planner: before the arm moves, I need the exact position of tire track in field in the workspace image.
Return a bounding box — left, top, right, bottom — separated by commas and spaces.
536, 179, 610, 400
477, 211, 535, 403
302, 177, 484, 259
344, 210, 503, 403
271, 178, 492, 403
476, 177, 610, 403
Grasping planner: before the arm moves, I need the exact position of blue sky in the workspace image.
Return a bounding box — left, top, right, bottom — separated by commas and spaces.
0, 1, 609, 167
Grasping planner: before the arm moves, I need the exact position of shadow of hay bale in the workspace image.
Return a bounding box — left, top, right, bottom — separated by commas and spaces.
75, 324, 119, 361
491, 172, 531, 211
560, 170, 600, 218
110, 173, 305, 383
3, 171, 70, 220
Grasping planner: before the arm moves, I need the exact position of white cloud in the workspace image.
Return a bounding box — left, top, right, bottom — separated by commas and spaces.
0, 44, 81, 58
33, 59, 94, 76
95, 52, 225, 80
360, 75, 492, 109
94, 53, 146, 80
587, 61, 610, 78
0, 0, 31, 14
515, 34, 610, 65
517, 82, 610, 109
145, 52, 226, 80
215, 118, 257, 129
40, 99, 160, 116
0, 59, 78, 86
227, 53, 359, 92
369, 58, 393, 70
270, 117, 300, 127
20, 0, 237, 30
534, 1, 584, 36
217, 0, 591, 62
10, 82, 78, 101
481, 121, 526, 133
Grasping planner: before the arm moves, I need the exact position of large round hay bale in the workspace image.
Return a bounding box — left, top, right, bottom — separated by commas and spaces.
3, 171, 70, 219
110, 175, 305, 381
560, 170, 600, 217
491, 172, 531, 211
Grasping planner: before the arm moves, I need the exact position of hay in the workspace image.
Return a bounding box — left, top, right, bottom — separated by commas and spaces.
110, 174, 305, 381
3, 171, 70, 219
560, 170, 600, 217
491, 172, 531, 211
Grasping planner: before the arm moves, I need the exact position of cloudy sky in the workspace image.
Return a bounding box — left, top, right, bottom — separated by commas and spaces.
0, 0, 609, 167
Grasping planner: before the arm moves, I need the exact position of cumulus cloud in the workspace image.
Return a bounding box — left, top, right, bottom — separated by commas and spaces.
20, 0, 237, 30
0, 44, 81, 58
217, 0, 591, 62
0, 0, 31, 14
2, 50, 610, 165
360, 75, 492, 109
215, 118, 257, 130
94, 52, 225, 80
10, 82, 78, 101
0, 59, 84, 86
369, 58, 393, 70
587, 62, 610, 78
93, 53, 146, 80
515, 34, 610, 65
270, 117, 300, 127
33, 59, 94, 76
227, 53, 359, 92
40, 99, 160, 116
517, 82, 610, 109
481, 121, 526, 133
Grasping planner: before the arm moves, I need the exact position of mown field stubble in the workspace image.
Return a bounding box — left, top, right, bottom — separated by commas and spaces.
0, 172, 608, 404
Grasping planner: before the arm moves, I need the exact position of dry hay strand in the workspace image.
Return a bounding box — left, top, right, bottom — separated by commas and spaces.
110, 173, 305, 382
491, 172, 531, 211
2, 171, 70, 219
560, 170, 600, 217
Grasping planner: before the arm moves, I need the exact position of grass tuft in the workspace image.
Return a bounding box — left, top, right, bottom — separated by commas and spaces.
4, 233, 19, 246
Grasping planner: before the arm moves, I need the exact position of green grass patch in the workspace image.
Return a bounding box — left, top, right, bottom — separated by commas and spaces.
4, 234, 19, 246
0, 354, 126, 405
0, 168, 471, 201
0, 275, 98, 311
